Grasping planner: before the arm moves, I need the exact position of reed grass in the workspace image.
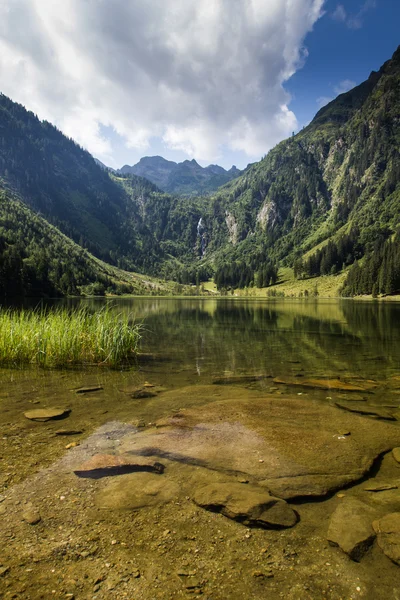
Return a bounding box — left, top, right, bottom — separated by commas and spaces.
0, 306, 141, 368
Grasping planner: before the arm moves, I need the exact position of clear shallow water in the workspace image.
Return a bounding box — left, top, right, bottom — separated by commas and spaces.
1, 298, 400, 600
1, 297, 400, 490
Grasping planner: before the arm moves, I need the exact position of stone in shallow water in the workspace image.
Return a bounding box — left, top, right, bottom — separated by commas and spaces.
22, 509, 41, 525
95, 472, 179, 510
373, 512, 400, 565
74, 454, 164, 479
363, 482, 398, 492
335, 401, 396, 421
212, 375, 270, 385
193, 482, 297, 529
273, 377, 375, 392
119, 395, 400, 500
327, 497, 377, 561
74, 386, 103, 394
24, 408, 70, 421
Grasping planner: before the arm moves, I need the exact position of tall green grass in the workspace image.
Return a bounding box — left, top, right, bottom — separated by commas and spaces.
0, 306, 141, 368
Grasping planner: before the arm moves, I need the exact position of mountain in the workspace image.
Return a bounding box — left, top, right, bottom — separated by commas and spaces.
199, 45, 400, 292
120, 156, 241, 196
0, 46, 399, 297
0, 93, 168, 273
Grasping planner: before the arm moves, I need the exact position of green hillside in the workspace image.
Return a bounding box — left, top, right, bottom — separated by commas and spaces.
0, 183, 179, 298
0, 46, 399, 298
196, 45, 400, 294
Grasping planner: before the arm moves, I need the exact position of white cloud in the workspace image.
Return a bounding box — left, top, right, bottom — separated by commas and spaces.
334, 79, 356, 95
331, 1, 376, 30
331, 4, 347, 23
316, 96, 333, 108
316, 78, 357, 109
0, 0, 324, 164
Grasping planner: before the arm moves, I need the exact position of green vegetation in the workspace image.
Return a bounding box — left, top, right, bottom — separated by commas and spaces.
0, 306, 141, 368
0, 47, 399, 298
342, 232, 400, 297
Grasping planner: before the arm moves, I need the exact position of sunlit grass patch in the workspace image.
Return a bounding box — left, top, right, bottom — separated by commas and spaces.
0, 306, 141, 368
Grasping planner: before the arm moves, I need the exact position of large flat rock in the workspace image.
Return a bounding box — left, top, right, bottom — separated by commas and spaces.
119, 396, 400, 499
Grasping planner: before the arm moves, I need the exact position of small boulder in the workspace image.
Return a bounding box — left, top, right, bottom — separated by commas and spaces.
22, 509, 41, 525
373, 512, 400, 565
24, 408, 70, 422
193, 482, 297, 529
327, 497, 376, 561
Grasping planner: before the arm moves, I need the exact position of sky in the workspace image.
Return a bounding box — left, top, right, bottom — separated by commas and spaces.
0, 1, 398, 170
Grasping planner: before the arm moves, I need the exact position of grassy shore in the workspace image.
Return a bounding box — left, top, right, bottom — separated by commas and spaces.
0, 306, 141, 368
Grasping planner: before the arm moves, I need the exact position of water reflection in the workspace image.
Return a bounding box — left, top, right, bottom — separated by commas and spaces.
3, 298, 400, 381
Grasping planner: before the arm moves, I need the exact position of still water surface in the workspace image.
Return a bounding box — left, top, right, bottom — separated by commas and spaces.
1, 297, 400, 488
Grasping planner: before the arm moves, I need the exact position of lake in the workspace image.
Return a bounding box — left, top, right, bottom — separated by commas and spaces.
1, 298, 400, 599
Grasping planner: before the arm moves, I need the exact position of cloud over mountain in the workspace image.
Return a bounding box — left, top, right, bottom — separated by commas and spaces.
0, 0, 324, 163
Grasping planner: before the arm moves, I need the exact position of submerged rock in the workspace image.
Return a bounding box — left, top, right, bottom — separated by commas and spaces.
273, 377, 375, 392
119, 395, 400, 500
193, 482, 297, 529
24, 408, 70, 422
363, 482, 398, 492
373, 512, 400, 565
213, 375, 271, 385
327, 498, 376, 561
95, 472, 179, 510
74, 454, 164, 479
22, 509, 41, 525
131, 388, 158, 399
335, 402, 396, 421
74, 386, 103, 394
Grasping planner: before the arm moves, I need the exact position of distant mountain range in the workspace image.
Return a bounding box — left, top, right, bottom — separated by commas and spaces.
0, 45, 399, 297
119, 156, 241, 196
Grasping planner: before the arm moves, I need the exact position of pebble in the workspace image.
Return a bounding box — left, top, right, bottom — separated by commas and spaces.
22, 510, 41, 525
65, 442, 79, 450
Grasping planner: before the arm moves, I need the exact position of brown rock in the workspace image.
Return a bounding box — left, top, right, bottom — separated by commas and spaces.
273, 377, 375, 392
131, 388, 158, 399
119, 395, 400, 499
74, 454, 164, 479
24, 408, 70, 421
335, 402, 396, 421
193, 482, 297, 528
373, 512, 400, 565
95, 472, 180, 510
22, 509, 41, 525
213, 375, 270, 385
327, 497, 376, 561
363, 482, 398, 492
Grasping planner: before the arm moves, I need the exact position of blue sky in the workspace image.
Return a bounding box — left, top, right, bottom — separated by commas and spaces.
104, 0, 400, 169
286, 0, 400, 132
0, 1, 398, 170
